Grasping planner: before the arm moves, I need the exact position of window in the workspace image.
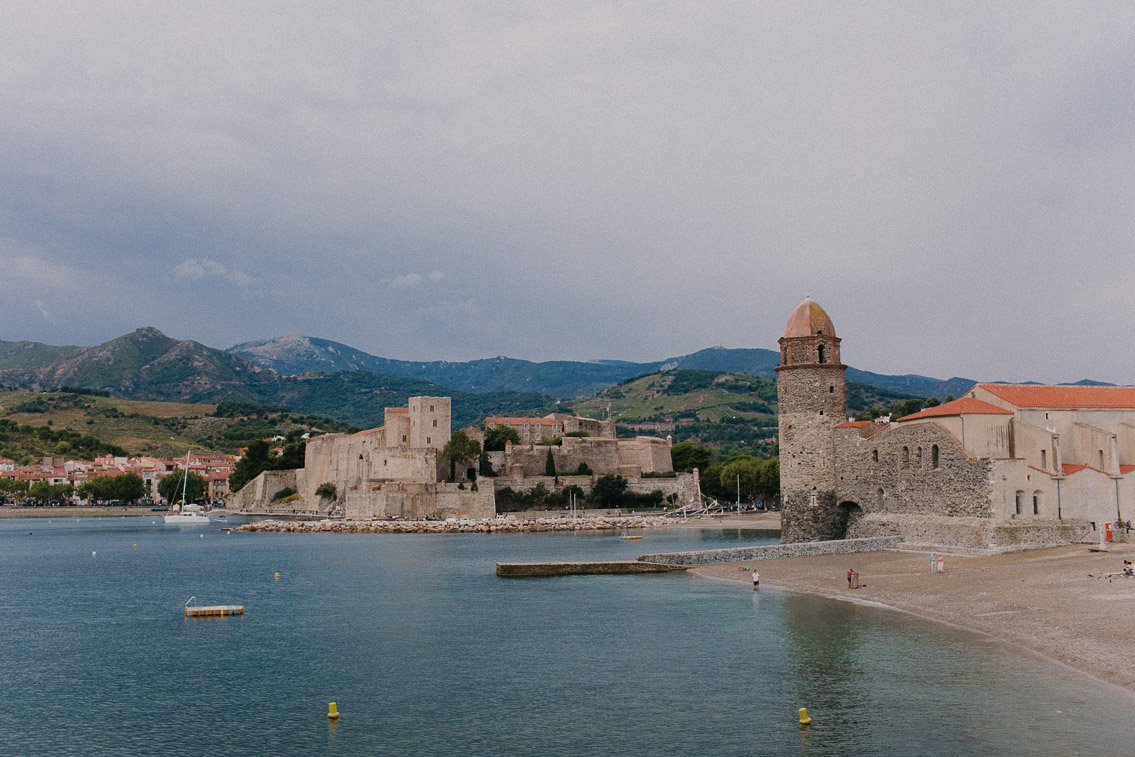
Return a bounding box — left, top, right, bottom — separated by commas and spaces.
931, 445, 939, 469
829, 386, 834, 393
432, 420, 437, 427
1099, 450, 1105, 468
916, 447, 923, 469
901, 447, 910, 468
1015, 490, 1023, 516
819, 411, 824, 416
1041, 449, 1047, 468
402, 435, 407, 443
430, 405, 434, 411
817, 345, 826, 364
1033, 492, 1040, 515
872, 450, 879, 463
427, 437, 431, 445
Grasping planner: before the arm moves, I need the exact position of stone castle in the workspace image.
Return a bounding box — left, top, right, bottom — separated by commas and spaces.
778, 297, 1135, 551
230, 397, 698, 518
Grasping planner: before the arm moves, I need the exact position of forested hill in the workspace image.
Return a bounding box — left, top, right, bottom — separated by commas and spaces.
228, 336, 984, 399
0, 329, 555, 428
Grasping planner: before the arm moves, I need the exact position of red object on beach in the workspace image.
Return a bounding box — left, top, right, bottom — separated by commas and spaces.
1105, 522, 1113, 542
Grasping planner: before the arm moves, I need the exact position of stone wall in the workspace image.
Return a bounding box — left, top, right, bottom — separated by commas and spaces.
834, 423, 994, 519
343, 482, 493, 520
227, 469, 298, 511
637, 536, 902, 566
505, 439, 622, 477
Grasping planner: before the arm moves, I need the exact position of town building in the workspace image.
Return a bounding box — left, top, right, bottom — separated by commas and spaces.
777, 297, 1134, 550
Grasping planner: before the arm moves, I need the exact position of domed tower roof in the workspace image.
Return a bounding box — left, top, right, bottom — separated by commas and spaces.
783, 297, 836, 339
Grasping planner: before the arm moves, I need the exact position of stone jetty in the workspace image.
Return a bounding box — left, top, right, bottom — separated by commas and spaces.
234, 514, 675, 534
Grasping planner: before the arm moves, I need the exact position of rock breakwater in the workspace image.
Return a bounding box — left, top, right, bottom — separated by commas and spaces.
235, 515, 675, 534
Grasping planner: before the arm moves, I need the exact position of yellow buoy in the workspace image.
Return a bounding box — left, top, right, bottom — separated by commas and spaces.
799, 707, 812, 726
133, 544, 137, 548
274, 572, 280, 579
328, 702, 339, 719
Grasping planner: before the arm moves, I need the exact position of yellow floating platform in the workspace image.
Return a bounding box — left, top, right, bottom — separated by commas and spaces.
618, 535, 643, 540
184, 597, 243, 617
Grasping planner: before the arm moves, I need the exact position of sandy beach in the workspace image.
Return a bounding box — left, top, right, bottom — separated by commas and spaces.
692, 539, 1135, 696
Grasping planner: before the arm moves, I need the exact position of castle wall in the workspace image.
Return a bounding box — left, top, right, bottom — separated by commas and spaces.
226, 469, 298, 511
343, 482, 493, 520
616, 437, 673, 474
505, 438, 622, 477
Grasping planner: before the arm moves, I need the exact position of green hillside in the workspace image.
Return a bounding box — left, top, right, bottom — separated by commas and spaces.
0, 390, 356, 463
571, 369, 922, 455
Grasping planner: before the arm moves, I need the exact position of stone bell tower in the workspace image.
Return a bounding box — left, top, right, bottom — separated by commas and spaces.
776, 296, 847, 542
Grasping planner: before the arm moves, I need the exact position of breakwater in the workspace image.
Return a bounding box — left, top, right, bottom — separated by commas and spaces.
636, 535, 903, 565
496, 561, 689, 577
235, 515, 675, 534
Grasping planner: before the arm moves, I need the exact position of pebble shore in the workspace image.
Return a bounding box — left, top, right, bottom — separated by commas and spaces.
235, 514, 675, 534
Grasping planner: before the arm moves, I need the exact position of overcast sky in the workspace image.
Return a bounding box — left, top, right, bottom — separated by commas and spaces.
2, 2, 1133, 384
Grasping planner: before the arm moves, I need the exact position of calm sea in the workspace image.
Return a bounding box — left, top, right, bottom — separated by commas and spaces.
0, 517, 1129, 756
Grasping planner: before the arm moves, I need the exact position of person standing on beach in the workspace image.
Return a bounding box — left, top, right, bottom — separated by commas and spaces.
752, 571, 759, 591
847, 568, 854, 589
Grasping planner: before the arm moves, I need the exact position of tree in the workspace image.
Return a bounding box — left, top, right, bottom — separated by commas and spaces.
78, 473, 145, 504
544, 447, 556, 477
315, 482, 337, 501
478, 451, 496, 477
588, 474, 628, 506
158, 471, 207, 504
229, 440, 270, 493
671, 442, 717, 473
440, 431, 482, 482
484, 425, 520, 452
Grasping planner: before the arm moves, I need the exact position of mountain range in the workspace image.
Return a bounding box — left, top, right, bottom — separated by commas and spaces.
0, 329, 1116, 428
228, 335, 986, 399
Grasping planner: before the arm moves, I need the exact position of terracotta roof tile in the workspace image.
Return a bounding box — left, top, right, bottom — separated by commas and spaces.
1061, 463, 1109, 476
978, 384, 1135, 409
1121, 465, 1135, 475
386, 407, 409, 414
834, 421, 874, 429
897, 398, 1012, 422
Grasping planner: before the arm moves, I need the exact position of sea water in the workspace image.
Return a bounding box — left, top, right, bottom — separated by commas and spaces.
0, 517, 1130, 756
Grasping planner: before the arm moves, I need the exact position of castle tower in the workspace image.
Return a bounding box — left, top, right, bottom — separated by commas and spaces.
776, 297, 847, 542
408, 396, 451, 449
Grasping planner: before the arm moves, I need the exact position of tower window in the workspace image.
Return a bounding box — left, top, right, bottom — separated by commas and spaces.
829, 386, 834, 393
432, 420, 437, 427
931, 445, 939, 469
427, 437, 431, 445
917, 447, 923, 468
901, 447, 910, 468
872, 450, 878, 463
817, 344, 826, 364
1033, 492, 1040, 515
819, 411, 824, 416
1015, 490, 1023, 516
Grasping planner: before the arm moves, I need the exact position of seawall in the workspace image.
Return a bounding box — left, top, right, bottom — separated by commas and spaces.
636, 535, 903, 565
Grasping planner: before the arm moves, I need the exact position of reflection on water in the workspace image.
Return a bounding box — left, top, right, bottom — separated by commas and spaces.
0, 518, 1131, 756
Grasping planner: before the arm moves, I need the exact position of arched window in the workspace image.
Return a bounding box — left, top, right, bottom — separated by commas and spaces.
916, 447, 923, 469
872, 449, 879, 463
901, 447, 910, 468
931, 445, 939, 469
1015, 490, 1024, 516
1033, 491, 1041, 515
817, 344, 826, 364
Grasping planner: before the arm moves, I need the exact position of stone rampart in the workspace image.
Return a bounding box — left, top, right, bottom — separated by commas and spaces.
636, 536, 902, 566
226, 469, 299, 511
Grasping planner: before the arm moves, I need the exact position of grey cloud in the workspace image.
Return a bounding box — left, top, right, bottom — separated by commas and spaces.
0, 2, 1132, 383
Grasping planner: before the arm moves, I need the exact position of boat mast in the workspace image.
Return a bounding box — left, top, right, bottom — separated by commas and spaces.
181, 450, 190, 505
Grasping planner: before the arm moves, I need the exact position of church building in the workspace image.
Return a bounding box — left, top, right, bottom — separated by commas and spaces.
777, 297, 1135, 550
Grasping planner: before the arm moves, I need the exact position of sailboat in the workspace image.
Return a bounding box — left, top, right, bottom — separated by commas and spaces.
164, 451, 209, 526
